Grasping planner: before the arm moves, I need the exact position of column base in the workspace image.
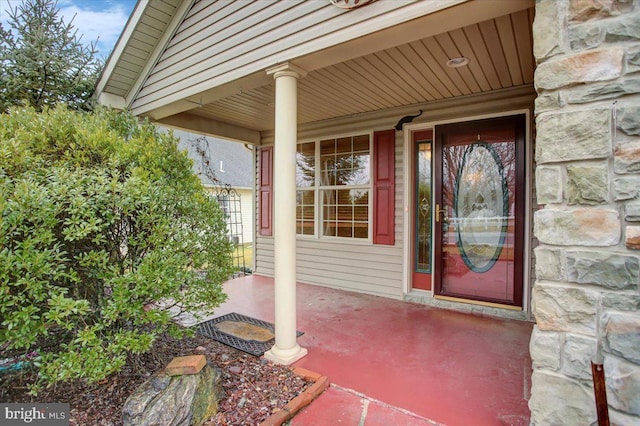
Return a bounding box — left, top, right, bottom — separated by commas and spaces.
263, 344, 308, 365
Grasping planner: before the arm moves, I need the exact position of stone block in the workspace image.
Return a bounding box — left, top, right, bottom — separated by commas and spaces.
602, 291, 640, 312
165, 355, 207, 376
626, 226, 640, 250
609, 409, 640, 426
123, 362, 224, 426
570, 0, 609, 22
530, 326, 561, 370
567, 76, 640, 104
532, 282, 598, 334
535, 246, 564, 281
614, 140, 640, 174
618, 106, 640, 136
529, 370, 596, 425
562, 333, 596, 380
569, 0, 633, 22
605, 356, 640, 415
625, 200, 640, 221
535, 48, 624, 91
628, 45, 640, 73
613, 176, 640, 200
566, 250, 639, 290
535, 109, 611, 164
536, 166, 563, 204
534, 208, 620, 246
605, 13, 640, 43
533, 0, 566, 60
569, 22, 604, 51
534, 93, 564, 115
603, 312, 640, 364
566, 163, 609, 205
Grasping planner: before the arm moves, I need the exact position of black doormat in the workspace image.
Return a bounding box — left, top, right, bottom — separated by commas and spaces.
195, 312, 304, 357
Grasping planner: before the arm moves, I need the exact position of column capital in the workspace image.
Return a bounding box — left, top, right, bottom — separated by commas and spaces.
266, 62, 307, 79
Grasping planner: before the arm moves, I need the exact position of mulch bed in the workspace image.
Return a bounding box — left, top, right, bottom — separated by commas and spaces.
0, 333, 312, 425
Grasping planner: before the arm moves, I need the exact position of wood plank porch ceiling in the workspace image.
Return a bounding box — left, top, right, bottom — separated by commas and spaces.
186, 7, 535, 132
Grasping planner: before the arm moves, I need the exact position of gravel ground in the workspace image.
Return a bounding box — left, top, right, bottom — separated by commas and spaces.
1, 333, 312, 425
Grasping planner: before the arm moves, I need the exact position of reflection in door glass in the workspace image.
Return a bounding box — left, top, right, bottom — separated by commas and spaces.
454, 143, 508, 273
441, 138, 517, 302
416, 142, 432, 273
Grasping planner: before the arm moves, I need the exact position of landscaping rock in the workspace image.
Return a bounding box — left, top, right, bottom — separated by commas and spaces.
122, 361, 224, 426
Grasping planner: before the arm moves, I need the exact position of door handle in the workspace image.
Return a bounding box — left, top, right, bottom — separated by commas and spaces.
435, 204, 448, 223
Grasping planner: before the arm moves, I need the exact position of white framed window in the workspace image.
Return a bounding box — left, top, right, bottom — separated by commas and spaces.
296, 133, 371, 240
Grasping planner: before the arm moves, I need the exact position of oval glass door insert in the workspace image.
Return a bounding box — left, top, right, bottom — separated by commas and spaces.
454, 142, 508, 273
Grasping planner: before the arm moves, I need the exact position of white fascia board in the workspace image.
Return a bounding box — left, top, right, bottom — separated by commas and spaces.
126, 0, 196, 108
95, 0, 149, 98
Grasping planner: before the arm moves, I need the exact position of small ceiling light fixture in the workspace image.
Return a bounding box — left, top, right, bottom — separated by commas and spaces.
446, 57, 470, 68
329, 0, 376, 10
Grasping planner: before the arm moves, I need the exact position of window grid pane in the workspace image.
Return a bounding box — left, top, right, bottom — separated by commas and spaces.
321, 189, 369, 239
296, 142, 315, 188
319, 135, 370, 188
296, 189, 315, 235
299, 134, 371, 240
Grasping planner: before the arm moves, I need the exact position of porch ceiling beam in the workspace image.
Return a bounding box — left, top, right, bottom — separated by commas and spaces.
155, 112, 261, 145
134, 71, 273, 121
97, 92, 127, 111
295, 0, 534, 72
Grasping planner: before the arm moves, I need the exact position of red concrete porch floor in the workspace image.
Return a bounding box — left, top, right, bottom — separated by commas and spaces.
214, 275, 533, 426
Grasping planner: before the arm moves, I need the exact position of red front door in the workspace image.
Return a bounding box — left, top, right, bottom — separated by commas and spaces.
433, 115, 525, 307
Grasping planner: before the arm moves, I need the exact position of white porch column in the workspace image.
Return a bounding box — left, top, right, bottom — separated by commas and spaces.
263, 63, 308, 365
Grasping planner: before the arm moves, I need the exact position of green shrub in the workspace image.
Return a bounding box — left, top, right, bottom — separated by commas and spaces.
0, 106, 234, 391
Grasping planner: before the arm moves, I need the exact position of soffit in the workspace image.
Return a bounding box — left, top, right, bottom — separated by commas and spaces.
101, 0, 181, 98
182, 7, 535, 132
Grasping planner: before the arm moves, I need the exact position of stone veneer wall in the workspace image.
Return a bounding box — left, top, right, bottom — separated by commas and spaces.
530, 0, 640, 424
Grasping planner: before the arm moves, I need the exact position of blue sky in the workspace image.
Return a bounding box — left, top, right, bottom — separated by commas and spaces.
0, 0, 137, 58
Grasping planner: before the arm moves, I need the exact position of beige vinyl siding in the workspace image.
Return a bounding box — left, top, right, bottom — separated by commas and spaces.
134, 5, 534, 131
254, 124, 405, 299
254, 238, 274, 275
254, 86, 535, 300
292, 128, 405, 299
130, 0, 465, 115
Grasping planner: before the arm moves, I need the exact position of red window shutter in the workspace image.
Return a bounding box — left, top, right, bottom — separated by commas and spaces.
259, 146, 273, 236
373, 129, 395, 245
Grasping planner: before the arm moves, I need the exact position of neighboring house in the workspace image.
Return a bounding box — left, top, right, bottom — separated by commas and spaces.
173, 129, 254, 247
95, 1, 640, 424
